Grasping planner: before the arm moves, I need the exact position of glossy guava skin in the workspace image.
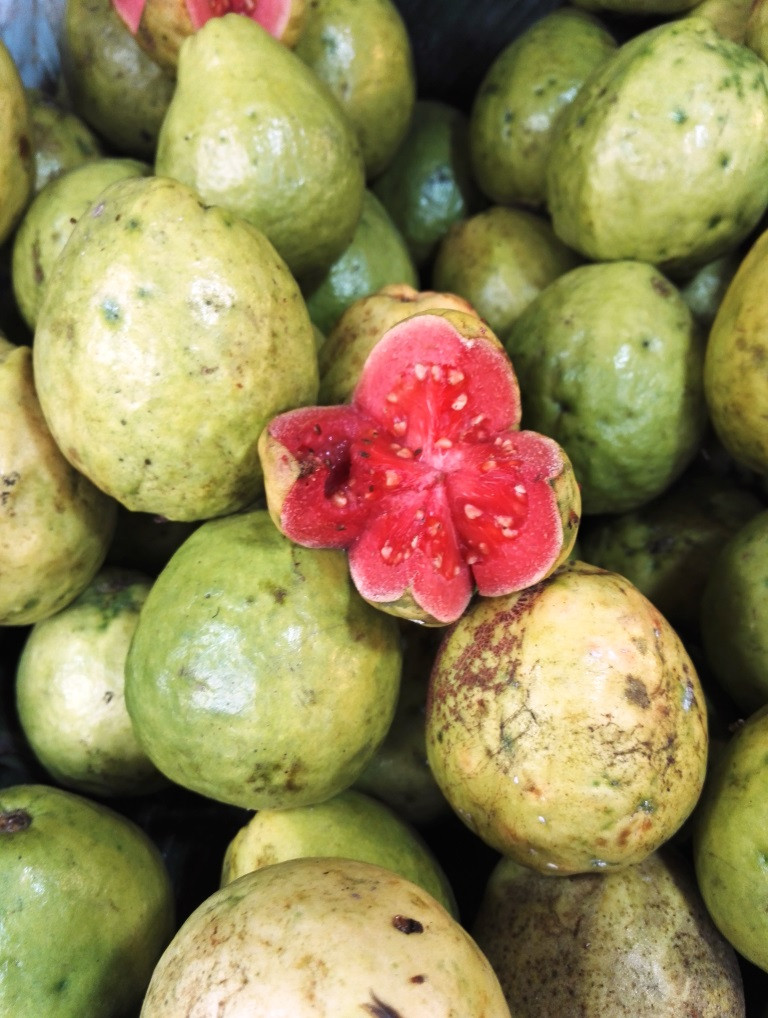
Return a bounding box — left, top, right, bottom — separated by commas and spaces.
141, 856, 512, 1017
0, 783, 175, 1017
155, 13, 366, 280
0, 340, 117, 627
426, 561, 709, 874
32, 174, 318, 522
125, 510, 402, 810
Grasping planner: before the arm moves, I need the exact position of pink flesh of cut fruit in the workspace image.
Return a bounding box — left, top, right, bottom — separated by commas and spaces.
260, 313, 577, 625
113, 0, 292, 38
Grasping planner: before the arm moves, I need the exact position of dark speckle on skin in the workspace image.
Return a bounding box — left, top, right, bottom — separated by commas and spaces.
624, 675, 650, 709
392, 915, 423, 934
362, 993, 403, 1017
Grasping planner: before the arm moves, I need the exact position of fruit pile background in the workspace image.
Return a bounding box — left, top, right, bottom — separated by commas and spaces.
4, 0, 768, 1015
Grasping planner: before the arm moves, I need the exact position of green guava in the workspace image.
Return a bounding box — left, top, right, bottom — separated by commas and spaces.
15, 567, 167, 798
699, 509, 768, 714
504, 260, 707, 514
26, 88, 103, 194
0, 783, 175, 1016
372, 99, 487, 268
221, 787, 457, 914
155, 13, 366, 280
0, 340, 116, 627
294, 0, 416, 178
12, 157, 150, 331
125, 509, 402, 810
580, 466, 762, 632
302, 189, 418, 336
546, 17, 768, 273
431, 205, 582, 338
469, 7, 617, 208
61, 0, 175, 158
693, 704, 768, 973
32, 174, 318, 521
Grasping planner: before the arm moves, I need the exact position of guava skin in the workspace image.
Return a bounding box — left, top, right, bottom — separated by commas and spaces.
693, 705, 768, 974
426, 561, 708, 874
0, 341, 117, 627
472, 849, 745, 1016
125, 510, 402, 810
546, 17, 768, 273
141, 856, 513, 1017
15, 567, 167, 798
220, 787, 457, 915
62, 0, 175, 158
155, 13, 366, 280
0, 38, 34, 246
32, 174, 318, 522
26, 89, 103, 194
0, 783, 175, 1017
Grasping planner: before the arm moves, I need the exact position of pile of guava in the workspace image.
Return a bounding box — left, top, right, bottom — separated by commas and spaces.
3, 0, 768, 1014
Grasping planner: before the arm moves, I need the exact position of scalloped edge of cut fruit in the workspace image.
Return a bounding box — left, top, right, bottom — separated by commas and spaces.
259, 309, 581, 626
112, 0, 307, 71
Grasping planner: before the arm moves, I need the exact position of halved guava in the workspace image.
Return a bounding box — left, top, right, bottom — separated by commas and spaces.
259, 309, 581, 625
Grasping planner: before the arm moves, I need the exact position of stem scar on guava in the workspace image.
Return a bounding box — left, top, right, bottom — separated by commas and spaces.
258, 310, 581, 626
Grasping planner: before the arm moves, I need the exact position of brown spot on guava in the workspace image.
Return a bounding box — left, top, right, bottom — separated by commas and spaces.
624, 675, 650, 709
0, 808, 31, 833
362, 993, 402, 1017
392, 915, 423, 934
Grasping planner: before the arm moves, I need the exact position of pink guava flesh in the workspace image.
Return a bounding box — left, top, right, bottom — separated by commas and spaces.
113, 0, 293, 37
261, 314, 575, 624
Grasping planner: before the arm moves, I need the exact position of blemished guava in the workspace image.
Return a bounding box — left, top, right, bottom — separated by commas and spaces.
0, 783, 175, 1017
124, 509, 402, 810
155, 13, 366, 280
469, 7, 617, 209
140, 856, 512, 1016
12, 156, 150, 331
693, 703, 768, 973
0, 340, 116, 627
15, 567, 167, 798
32, 173, 318, 522
220, 787, 457, 915
473, 849, 745, 1016
504, 260, 707, 515
546, 17, 768, 273
294, 0, 416, 178
426, 561, 709, 874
